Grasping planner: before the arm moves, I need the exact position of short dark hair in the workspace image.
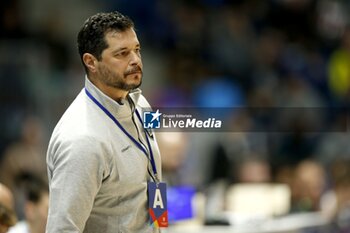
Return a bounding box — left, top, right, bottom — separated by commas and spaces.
77, 11, 134, 72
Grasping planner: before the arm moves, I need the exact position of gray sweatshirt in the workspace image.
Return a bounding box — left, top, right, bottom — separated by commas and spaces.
46, 77, 162, 233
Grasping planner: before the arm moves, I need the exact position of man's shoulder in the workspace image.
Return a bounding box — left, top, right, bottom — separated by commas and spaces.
49, 90, 108, 147
56, 89, 107, 129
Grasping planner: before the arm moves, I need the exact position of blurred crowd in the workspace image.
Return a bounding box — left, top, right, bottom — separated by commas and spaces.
1, 0, 350, 232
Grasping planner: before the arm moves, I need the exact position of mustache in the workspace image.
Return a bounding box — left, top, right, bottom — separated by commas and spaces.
124, 66, 142, 76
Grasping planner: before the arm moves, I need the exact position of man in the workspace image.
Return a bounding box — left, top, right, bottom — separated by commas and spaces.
46, 11, 162, 233
8, 173, 48, 233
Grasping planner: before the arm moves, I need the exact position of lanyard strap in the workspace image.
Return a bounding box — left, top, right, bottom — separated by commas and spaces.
135, 110, 156, 175
85, 88, 158, 178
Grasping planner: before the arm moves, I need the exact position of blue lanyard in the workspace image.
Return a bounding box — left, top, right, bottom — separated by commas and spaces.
84, 88, 158, 179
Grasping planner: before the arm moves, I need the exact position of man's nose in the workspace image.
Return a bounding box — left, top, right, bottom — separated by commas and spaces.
130, 51, 141, 66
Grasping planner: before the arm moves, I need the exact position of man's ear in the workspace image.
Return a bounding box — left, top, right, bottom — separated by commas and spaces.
83, 53, 98, 73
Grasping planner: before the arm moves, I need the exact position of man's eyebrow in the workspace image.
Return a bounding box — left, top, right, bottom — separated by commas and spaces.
112, 44, 141, 54
112, 47, 128, 53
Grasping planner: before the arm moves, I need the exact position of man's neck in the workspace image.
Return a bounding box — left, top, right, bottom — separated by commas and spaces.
89, 77, 128, 103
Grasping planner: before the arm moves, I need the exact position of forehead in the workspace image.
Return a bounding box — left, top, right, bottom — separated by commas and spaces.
104, 28, 139, 50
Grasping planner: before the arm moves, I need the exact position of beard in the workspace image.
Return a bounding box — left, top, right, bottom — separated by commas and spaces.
97, 63, 142, 91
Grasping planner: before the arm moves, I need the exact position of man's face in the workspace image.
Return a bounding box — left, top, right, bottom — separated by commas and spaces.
96, 28, 143, 91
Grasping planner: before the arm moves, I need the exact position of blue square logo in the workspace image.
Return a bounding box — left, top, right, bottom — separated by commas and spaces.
143, 110, 162, 129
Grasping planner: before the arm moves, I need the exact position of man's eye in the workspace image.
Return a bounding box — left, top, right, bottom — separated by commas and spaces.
115, 51, 127, 57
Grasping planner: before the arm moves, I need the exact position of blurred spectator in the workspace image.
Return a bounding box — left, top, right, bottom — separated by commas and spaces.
290, 160, 326, 212
315, 132, 350, 167
0, 115, 46, 189
0, 183, 17, 233
0, 116, 47, 219
271, 122, 321, 169
236, 157, 271, 183
157, 132, 189, 185
330, 159, 350, 230
176, 132, 222, 188
8, 173, 48, 233
209, 132, 270, 184
321, 159, 350, 232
